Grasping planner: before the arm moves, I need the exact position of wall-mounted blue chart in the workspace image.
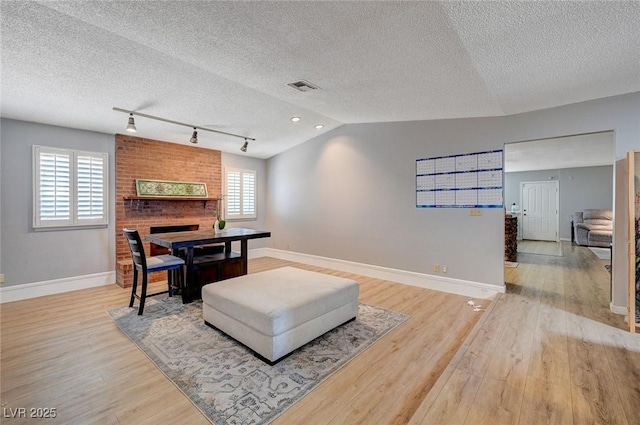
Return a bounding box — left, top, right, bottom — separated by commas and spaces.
416, 149, 503, 208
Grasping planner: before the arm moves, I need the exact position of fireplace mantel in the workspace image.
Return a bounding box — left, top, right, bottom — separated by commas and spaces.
123, 195, 219, 203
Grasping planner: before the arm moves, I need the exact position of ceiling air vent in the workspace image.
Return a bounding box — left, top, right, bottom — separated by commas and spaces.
287, 80, 320, 92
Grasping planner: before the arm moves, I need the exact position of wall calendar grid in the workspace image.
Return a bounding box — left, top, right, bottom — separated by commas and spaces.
416, 149, 503, 208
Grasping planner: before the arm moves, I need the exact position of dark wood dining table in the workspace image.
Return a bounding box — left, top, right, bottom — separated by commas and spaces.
145, 227, 271, 302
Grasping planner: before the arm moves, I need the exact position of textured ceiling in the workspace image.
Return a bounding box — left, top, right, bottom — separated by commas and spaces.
1, 1, 639, 158
504, 131, 615, 173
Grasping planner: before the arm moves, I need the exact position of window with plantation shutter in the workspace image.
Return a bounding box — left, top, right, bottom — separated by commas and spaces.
33, 146, 108, 229
224, 167, 256, 220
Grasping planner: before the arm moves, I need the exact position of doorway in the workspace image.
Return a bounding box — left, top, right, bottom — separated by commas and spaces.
520, 180, 559, 241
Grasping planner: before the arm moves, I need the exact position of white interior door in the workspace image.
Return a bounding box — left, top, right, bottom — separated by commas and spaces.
521, 181, 559, 241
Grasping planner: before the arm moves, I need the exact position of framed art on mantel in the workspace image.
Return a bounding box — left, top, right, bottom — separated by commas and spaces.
135, 179, 208, 198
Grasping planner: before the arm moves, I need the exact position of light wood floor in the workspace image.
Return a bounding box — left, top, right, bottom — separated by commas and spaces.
1, 243, 638, 424
409, 241, 638, 425
517, 240, 564, 257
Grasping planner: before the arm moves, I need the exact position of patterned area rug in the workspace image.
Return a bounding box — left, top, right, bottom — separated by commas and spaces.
108, 297, 408, 425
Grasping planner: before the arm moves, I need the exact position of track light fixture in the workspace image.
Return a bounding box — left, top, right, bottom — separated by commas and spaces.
113, 107, 255, 150
126, 113, 137, 133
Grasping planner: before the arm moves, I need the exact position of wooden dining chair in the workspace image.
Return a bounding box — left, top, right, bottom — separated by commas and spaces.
123, 229, 185, 315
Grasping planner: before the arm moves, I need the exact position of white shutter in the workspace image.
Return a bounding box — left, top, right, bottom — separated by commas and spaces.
242, 171, 256, 216
38, 150, 71, 222
226, 170, 241, 216
77, 154, 105, 220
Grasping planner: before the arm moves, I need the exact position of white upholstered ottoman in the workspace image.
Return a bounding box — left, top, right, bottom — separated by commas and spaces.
201, 266, 360, 364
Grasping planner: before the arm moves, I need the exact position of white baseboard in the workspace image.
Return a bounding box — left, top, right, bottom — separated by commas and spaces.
0, 247, 266, 303
248, 247, 269, 259
610, 302, 628, 316
0, 272, 116, 303
262, 248, 504, 299
0, 246, 506, 303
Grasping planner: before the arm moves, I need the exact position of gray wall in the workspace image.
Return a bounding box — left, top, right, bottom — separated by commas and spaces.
504, 165, 614, 240
266, 92, 640, 306
1, 118, 116, 286
2, 92, 639, 309
267, 117, 506, 288
0, 120, 271, 288
221, 152, 269, 250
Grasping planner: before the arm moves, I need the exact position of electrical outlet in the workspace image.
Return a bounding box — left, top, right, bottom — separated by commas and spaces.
433, 264, 439, 272
469, 209, 482, 216
442, 265, 447, 273
0, 273, 4, 283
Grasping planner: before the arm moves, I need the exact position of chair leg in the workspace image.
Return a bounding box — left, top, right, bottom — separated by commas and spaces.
138, 273, 148, 315
167, 269, 179, 297
175, 266, 180, 292
129, 268, 139, 308
179, 265, 185, 296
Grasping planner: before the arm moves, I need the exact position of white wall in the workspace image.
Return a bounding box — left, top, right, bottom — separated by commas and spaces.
266, 92, 640, 308
0, 118, 116, 286
504, 165, 614, 240
221, 152, 269, 250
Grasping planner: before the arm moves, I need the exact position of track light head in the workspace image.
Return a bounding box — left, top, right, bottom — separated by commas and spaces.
240, 139, 248, 152
190, 129, 198, 144
126, 113, 137, 133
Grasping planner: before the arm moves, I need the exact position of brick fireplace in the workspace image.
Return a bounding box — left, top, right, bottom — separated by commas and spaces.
115, 134, 222, 287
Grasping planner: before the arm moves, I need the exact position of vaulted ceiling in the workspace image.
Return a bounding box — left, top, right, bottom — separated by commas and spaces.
2, 1, 639, 158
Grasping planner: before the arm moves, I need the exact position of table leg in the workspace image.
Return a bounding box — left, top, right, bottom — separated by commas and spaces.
183, 247, 195, 303
240, 239, 248, 275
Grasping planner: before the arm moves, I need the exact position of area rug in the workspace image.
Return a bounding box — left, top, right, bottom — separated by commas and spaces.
108, 297, 409, 425
588, 246, 611, 260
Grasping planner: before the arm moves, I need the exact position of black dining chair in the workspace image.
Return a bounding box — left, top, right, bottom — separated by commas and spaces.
123, 228, 185, 315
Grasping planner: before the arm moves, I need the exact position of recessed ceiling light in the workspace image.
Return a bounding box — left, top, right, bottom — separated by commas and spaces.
314, 124, 324, 129
290, 116, 301, 122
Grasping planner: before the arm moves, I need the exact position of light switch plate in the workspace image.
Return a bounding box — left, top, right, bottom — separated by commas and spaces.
0, 273, 4, 284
